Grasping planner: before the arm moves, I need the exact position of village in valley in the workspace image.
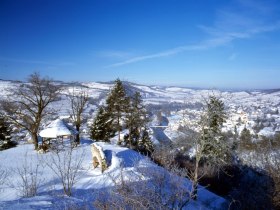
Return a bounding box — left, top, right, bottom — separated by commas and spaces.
1, 79, 279, 144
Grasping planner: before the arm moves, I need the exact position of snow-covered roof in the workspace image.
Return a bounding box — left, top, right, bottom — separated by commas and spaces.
39, 119, 78, 138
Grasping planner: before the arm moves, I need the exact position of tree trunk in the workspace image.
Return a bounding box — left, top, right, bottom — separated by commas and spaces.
192, 157, 199, 200
32, 132, 39, 150
192, 180, 198, 200
118, 130, 121, 145
76, 125, 80, 144
117, 115, 121, 144
128, 125, 132, 149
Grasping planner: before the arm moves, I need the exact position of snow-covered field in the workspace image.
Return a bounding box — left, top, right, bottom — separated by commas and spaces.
0, 141, 226, 209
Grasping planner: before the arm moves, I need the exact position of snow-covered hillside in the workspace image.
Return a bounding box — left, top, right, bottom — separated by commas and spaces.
0, 79, 279, 140
0, 140, 226, 209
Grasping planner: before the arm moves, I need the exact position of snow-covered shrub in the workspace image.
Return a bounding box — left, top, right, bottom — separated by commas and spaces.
151, 143, 176, 168
44, 146, 85, 196
94, 160, 192, 209
12, 153, 43, 197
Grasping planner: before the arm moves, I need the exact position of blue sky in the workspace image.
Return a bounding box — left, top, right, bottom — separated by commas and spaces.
0, 0, 280, 89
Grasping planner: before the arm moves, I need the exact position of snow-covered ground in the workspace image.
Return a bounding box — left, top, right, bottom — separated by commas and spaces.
0, 140, 227, 209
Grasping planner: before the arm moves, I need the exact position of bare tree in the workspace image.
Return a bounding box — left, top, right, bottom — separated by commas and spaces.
44, 146, 85, 196
0, 72, 60, 150
67, 88, 88, 144
11, 152, 43, 197
0, 165, 8, 187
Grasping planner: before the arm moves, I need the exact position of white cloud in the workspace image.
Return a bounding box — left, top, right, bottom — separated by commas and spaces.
96, 50, 133, 59
106, 1, 280, 68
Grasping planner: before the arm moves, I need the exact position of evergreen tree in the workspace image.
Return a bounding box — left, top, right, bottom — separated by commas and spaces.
206, 95, 226, 133
138, 126, 153, 154
190, 95, 230, 200
199, 95, 230, 166
125, 91, 149, 148
90, 106, 115, 142
0, 116, 11, 142
105, 79, 129, 144
0, 115, 16, 150
239, 126, 253, 151
89, 80, 153, 150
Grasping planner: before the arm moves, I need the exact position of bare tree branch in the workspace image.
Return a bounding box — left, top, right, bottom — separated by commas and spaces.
67, 87, 88, 144
0, 72, 60, 150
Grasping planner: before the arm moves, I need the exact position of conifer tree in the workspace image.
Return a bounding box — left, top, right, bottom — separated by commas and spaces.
126, 91, 148, 148
190, 95, 230, 200
200, 95, 229, 164
90, 106, 114, 142
0, 115, 16, 150
90, 80, 153, 149
239, 126, 253, 151
106, 79, 129, 144
0, 116, 11, 142
206, 95, 226, 133
138, 126, 153, 154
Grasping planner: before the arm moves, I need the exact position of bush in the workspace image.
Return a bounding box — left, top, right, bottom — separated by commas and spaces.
0, 140, 17, 151
12, 152, 43, 197
93, 161, 191, 209
37, 144, 50, 153
44, 146, 85, 196
0, 115, 16, 151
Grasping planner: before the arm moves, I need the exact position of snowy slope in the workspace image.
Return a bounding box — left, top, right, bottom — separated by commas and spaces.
0, 80, 279, 108
0, 80, 20, 99
0, 141, 227, 209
